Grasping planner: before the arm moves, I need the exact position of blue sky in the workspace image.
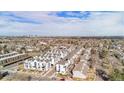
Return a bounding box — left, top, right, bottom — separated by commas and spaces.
53, 11, 90, 19
0, 11, 124, 36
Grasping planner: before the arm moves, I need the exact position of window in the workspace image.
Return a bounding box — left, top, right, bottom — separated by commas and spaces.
34, 62, 37, 68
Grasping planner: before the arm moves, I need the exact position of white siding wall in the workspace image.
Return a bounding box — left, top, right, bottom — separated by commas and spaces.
56, 64, 60, 72
73, 71, 86, 79
59, 65, 66, 74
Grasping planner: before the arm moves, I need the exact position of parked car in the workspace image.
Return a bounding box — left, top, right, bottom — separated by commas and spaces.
0, 71, 9, 79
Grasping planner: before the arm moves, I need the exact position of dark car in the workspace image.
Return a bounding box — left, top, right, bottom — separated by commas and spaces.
96, 69, 110, 81
0, 71, 9, 79
60, 78, 65, 81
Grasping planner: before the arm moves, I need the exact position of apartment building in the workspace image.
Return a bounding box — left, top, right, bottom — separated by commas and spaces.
0, 52, 29, 67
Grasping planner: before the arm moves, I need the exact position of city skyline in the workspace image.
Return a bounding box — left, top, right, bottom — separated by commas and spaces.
0, 11, 124, 36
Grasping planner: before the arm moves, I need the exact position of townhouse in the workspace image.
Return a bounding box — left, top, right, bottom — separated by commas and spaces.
24, 46, 71, 71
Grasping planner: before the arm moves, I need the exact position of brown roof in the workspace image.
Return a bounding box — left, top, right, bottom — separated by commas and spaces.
73, 62, 89, 75
73, 62, 83, 71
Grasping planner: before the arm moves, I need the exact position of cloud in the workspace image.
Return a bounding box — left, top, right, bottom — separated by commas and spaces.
0, 12, 41, 24
0, 11, 124, 36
